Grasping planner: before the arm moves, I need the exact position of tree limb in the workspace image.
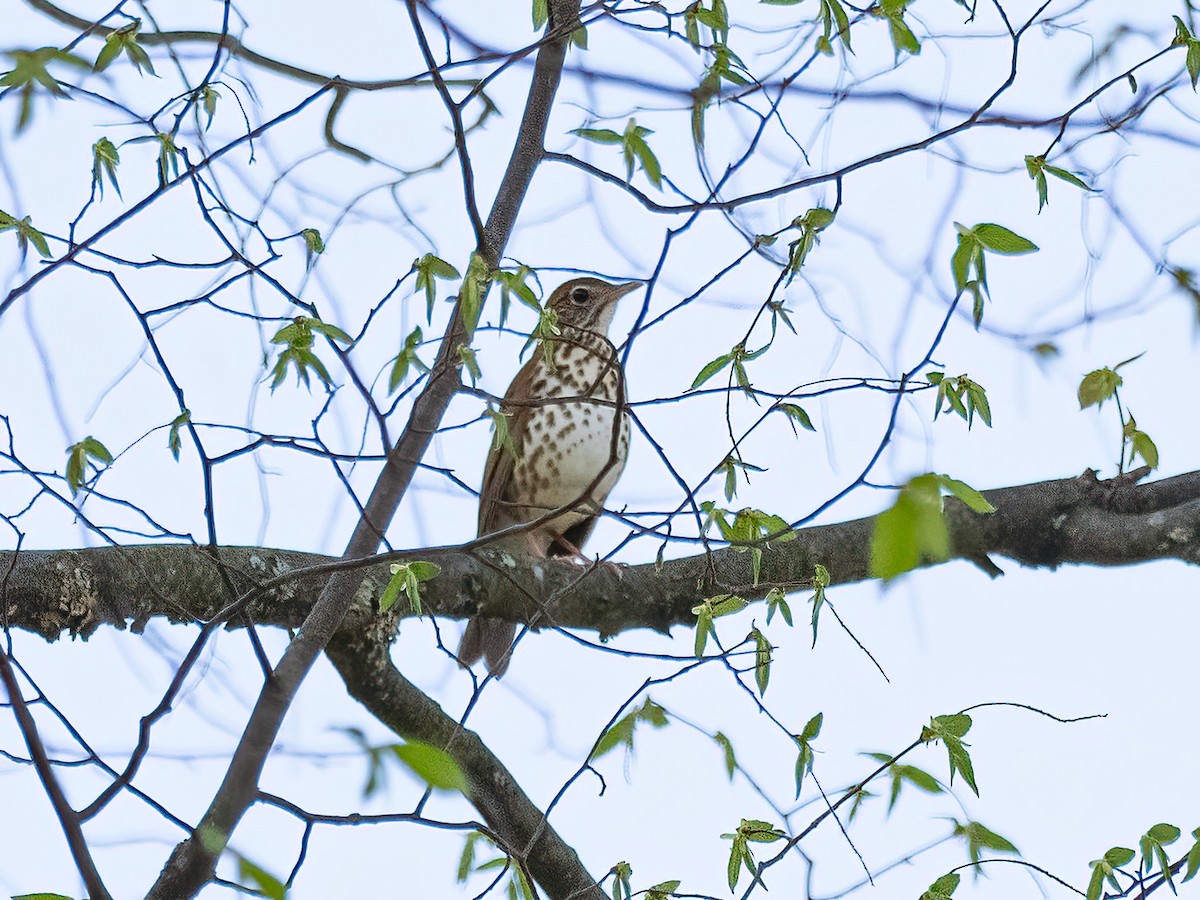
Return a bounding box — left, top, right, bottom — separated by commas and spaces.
6, 470, 1197, 644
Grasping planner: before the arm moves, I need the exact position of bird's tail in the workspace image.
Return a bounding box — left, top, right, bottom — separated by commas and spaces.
457, 618, 516, 677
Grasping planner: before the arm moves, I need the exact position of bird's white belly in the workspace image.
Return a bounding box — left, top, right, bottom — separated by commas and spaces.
517, 402, 629, 515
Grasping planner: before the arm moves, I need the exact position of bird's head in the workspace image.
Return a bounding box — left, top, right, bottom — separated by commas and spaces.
546, 277, 641, 335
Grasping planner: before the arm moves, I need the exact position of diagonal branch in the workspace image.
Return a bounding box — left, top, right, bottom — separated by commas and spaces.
0, 647, 112, 900
144, 2, 585, 896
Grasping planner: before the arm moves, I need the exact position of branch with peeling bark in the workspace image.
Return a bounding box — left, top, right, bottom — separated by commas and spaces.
6, 469, 1198, 644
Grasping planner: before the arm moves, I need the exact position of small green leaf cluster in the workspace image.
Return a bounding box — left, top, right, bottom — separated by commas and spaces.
792, 712, 823, 797
688, 340, 767, 397
65, 436, 113, 496
870, 474, 995, 582
927, 372, 992, 428
268, 316, 352, 391
949, 222, 1038, 326
871, 0, 921, 57
91, 137, 121, 198
714, 455, 765, 501
94, 20, 156, 75
1077, 355, 1159, 471
767, 0, 854, 56
486, 407, 517, 460
413, 253, 460, 322
1087, 824, 1200, 900
125, 132, 181, 185
197, 84, 219, 130
1172, 16, 1200, 89
920, 872, 960, 900
951, 818, 1019, 867
572, 118, 663, 189
167, 410, 190, 461
458, 830, 535, 900
1023, 154, 1092, 212
379, 560, 441, 615
0, 47, 88, 131
720, 818, 787, 890
862, 751, 943, 814
591, 698, 669, 761
919, 713, 978, 795
493, 263, 539, 328
785, 207, 836, 282
300, 227, 324, 260
237, 856, 287, 900
692, 593, 748, 657
458, 252, 491, 339
684, 0, 730, 50
0, 209, 52, 258
388, 327, 429, 393
748, 626, 772, 694
700, 503, 795, 585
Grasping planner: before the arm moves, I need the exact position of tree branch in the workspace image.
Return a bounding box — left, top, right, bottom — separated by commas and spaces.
6, 470, 1197, 644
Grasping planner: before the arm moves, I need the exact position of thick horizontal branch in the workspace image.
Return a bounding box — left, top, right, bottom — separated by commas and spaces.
5, 470, 1198, 644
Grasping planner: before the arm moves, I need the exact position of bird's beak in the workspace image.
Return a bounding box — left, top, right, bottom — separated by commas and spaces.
612, 281, 642, 301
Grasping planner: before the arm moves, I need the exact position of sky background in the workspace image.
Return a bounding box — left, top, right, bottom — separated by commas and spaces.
1, 1, 1199, 898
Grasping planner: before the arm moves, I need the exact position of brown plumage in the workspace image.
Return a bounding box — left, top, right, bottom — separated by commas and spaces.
457, 277, 640, 676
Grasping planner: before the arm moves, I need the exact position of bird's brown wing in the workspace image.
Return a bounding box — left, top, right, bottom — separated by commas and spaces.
477, 354, 539, 538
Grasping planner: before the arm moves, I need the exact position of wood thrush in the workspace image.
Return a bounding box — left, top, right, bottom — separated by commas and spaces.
457, 277, 640, 676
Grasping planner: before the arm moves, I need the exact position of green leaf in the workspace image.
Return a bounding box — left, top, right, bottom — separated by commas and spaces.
391, 740, 467, 792
793, 712, 822, 796
775, 402, 816, 433
691, 594, 747, 656
301, 227, 324, 258
713, 731, 737, 780
921, 714, 978, 795
953, 819, 1020, 866
91, 137, 122, 199
972, 223, 1039, 255
1139, 823, 1181, 891
268, 316, 349, 392
919, 872, 960, 900
1124, 417, 1159, 470
64, 436, 113, 496
870, 474, 949, 581
571, 127, 623, 144
167, 409, 190, 461
750, 627, 771, 695
413, 253, 461, 322
1182, 828, 1200, 882
198, 84, 219, 129
722, 819, 786, 890
0, 211, 54, 258
457, 832, 484, 882
389, 326, 430, 393
592, 699, 669, 761
380, 560, 440, 616
935, 474, 996, 514
237, 857, 287, 900
765, 586, 793, 628
1078, 366, 1122, 409
95, 20, 155, 76
532, 0, 548, 29
486, 408, 517, 460
689, 352, 733, 390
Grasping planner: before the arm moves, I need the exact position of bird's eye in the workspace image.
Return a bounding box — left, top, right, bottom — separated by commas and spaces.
570, 286, 590, 305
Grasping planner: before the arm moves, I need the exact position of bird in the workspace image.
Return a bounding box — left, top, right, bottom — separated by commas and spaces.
457, 276, 641, 676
